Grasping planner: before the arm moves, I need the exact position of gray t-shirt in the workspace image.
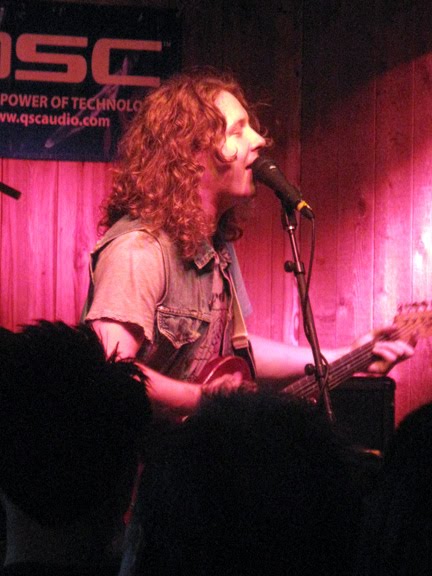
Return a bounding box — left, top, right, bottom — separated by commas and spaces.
86, 231, 164, 343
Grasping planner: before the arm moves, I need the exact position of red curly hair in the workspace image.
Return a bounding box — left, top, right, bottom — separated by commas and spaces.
100, 69, 266, 261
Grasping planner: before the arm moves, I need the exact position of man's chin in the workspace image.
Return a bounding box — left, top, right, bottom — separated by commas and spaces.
233, 191, 255, 206
244, 186, 257, 200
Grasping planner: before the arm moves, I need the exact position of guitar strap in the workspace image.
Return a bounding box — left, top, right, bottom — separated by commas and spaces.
230, 279, 257, 380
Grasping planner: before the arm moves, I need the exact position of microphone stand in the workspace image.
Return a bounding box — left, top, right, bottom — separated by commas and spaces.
282, 204, 335, 423
0, 182, 21, 200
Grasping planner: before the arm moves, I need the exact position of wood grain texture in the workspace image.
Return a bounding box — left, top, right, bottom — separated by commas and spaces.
0, 160, 57, 328
300, 0, 432, 423
1, 0, 432, 424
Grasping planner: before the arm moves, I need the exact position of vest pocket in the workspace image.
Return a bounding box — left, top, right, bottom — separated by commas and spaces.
156, 306, 210, 349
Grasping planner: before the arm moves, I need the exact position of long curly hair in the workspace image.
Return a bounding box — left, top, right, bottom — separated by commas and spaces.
100, 69, 265, 261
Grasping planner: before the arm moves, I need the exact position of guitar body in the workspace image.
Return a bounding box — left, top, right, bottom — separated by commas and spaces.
197, 355, 252, 385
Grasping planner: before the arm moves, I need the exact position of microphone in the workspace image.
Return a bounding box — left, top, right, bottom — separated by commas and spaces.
251, 156, 314, 220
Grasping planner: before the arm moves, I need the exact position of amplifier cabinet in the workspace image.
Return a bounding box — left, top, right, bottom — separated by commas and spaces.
329, 376, 395, 454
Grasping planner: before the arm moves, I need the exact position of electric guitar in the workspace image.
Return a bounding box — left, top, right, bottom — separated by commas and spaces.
198, 302, 432, 400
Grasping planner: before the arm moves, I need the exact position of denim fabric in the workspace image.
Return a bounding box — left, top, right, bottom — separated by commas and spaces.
87, 216, 251, 381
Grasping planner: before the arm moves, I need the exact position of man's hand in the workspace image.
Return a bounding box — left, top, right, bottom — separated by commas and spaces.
201, 372, 257, 397
354, 326, 417, 375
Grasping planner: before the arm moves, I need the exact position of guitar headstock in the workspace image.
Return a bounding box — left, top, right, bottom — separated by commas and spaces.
394, 301, 432, 338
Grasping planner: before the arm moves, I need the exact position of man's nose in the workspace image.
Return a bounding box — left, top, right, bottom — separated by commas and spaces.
250, 128, 266, 150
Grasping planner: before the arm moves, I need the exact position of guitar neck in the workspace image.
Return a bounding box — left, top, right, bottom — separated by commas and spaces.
285, 340, 376, 399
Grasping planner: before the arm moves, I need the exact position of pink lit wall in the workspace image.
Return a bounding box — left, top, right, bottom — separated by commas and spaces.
297, 0, 432, 423
0, 160, 109, 328
1, 0, 432, 424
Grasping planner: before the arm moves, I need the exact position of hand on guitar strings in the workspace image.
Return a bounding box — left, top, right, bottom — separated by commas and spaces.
352, 326, 417, 375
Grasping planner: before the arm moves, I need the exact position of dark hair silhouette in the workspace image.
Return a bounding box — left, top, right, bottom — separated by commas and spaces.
123, 390, 362, 576
355, 401, 432, 576
0, 320, 151, 527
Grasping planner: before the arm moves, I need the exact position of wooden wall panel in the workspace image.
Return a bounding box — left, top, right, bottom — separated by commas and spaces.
0, 160, 57, 329
55, 162, 86, 325
300, 1, 342, 349
55, 162, 110, 324
301, 0, 432, 423
410, 1, 432, 412
0, 160, 110, 330
372, 4, 415, 422
1, 0, 431, 424
332, 2, 377, 346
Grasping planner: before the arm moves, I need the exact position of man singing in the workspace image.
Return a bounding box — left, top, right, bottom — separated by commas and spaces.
84, 69, 414, 415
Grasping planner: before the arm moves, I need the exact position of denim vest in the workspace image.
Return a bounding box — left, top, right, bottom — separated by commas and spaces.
86, 216, 252, 381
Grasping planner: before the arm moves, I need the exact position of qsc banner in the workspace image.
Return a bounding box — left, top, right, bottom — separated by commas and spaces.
0, 2, 180, 161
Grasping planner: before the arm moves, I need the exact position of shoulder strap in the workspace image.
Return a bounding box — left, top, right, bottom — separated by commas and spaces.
230, 280, 257, 380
